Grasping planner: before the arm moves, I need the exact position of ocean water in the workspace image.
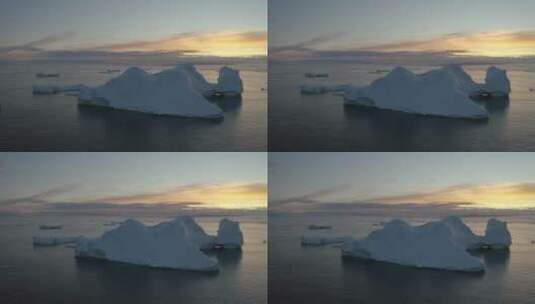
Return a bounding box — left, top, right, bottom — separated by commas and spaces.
0, 214, 267, 304
269, 62, 535, 151
0, 61, 267, 151
269, 214, 535, 304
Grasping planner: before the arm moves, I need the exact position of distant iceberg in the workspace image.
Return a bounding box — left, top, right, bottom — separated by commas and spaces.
341, 217, 511, 272
33, 236, 81, 246
301, 235, 350, 246
32, 65, 244, 119
75, 216, 244, 271
300, 65, 510, 119
300, 84, 348, 94
305, 72, 329, 78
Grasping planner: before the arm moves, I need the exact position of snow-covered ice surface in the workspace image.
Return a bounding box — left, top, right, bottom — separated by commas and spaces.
75, 216, 222, 271
341, 217, 512, 272
215, 218, 244, 249
299, 65, 511, 119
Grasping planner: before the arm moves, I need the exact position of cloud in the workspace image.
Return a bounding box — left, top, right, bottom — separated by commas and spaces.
271, 182, 535, 215
270, 30, 535, 64
0, 182, 267, 214
269, 32, 347, 53
0, 184, 78, 207
0, 32, 75, 61
271, 184, 351, 205
0, 31, 267, 62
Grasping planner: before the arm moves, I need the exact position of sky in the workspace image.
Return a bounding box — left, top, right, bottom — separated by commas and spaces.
269, 0, 535, 63
269, 153, 535, 216
0, 0, 267, 62
0, 153, 267, 215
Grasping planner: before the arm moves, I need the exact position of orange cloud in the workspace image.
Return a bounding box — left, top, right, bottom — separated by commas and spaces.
99, 31, 267, 57
88, 182, 267, 210
370, 183, 535, 209
364, 31, 535, 58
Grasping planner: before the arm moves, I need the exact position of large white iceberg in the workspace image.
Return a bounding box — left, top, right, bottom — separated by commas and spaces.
215, 218, 243, 249
78, 66, 223, 119
341, 217, 511, 272
75, 217, 219, 271
32, 65, 244, 119
301, 65, 510, 119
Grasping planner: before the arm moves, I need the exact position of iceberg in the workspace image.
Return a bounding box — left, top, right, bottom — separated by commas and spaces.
300, 84, 348, 94
33, 85, 86, 95
75, 217, 219, 271
301, 235, 350, 246
215, 218, 243, 249
32, 65, 244, 119
36, 73, 59, 78
78, 66, 223, 119
33, 236, 81, 246
39, 224, 63, 230
214, 67, 243, 96
341, 217, 511, 272
308, 224, 332, 230
305, 72, 329, 78
343, 66, 509, 119
482, 218, 512, 249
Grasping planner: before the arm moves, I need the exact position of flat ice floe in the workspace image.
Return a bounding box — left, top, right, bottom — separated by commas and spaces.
301, 65, 511, 119
32, 65, 244, 119
33, 236, 81, 246
75, 216, 244, 271
341, 216, 511, 272
301, 235, 350, 246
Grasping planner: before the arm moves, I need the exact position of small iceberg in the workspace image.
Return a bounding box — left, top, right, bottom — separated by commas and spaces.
33, 236, 81, 246
212, 67, 243, 96
308, 224, 332, 230
301, 235, 350, 246
215, 218, 244, 249
33, 85, 86, 95
36, 73, 59, 78
341, 217, 512, 272
99, 69, 121, 74
300, 84, 348, 95
305, 72, 329, 78
39, 224, 63, 230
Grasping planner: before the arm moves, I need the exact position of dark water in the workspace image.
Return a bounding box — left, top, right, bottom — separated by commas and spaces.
269, 214, 535, 304
269, 62, 535, 151
0, 62, 267, 151
0, 215, 267, 304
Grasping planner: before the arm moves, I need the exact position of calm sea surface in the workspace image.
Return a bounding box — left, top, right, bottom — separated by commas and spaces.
269, 214, 535, 304
0, 62, 267, 151
0, 214, 267, 304
269, 62, 535, 151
